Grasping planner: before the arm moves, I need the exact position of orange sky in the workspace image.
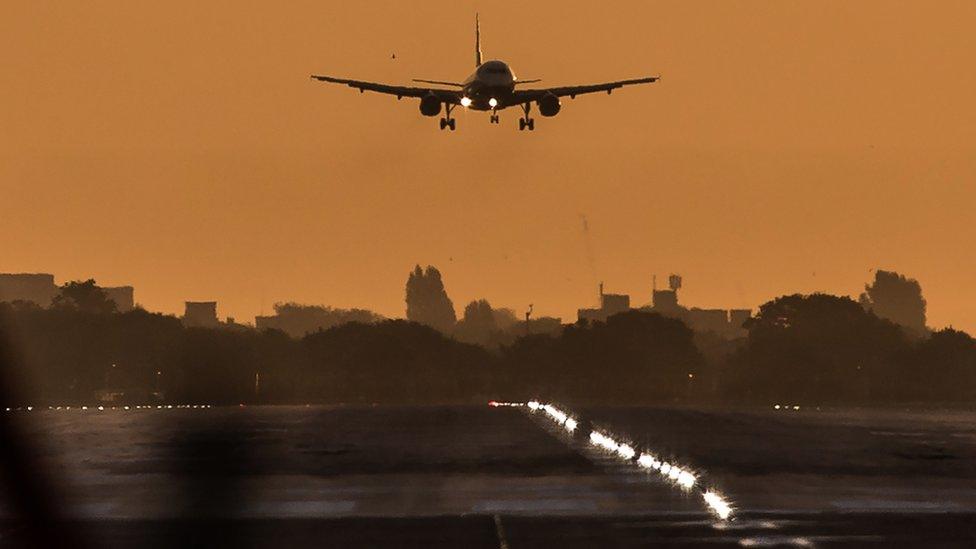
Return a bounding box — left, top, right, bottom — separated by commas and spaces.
2, 1, 974, 331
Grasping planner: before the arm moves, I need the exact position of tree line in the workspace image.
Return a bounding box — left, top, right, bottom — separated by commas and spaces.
0, 270, 972, 407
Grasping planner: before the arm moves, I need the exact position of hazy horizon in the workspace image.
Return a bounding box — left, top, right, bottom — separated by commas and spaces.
3, 1, 974, 331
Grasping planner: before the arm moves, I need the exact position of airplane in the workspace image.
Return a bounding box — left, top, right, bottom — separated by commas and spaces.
311, 15, 659, 131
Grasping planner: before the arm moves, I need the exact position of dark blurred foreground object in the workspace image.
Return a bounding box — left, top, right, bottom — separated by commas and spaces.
0, 328, 87, 547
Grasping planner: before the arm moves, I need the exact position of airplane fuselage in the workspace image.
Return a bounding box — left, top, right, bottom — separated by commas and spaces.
461, 60, 516, 110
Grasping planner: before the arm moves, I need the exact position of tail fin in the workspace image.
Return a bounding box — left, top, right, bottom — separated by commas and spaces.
475, 14, 483, 67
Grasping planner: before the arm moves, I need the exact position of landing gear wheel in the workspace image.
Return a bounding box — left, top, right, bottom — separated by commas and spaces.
490, 113, 500, 124
519, 103, 535, 132
439, 102, 458, 131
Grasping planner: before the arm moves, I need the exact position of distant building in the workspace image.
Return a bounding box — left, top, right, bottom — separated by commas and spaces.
0, 273, 58, 307
652, 289, 679, 312
648, 274, 751, 338
578, 283, 631, 323
687, 308, 733, 334
184, 301, 219, 328
254, 315, 277, 332
577, 275, 752, 338
254, 304, 384, 338
1, 273, 136, 313
101, 286, 134, 312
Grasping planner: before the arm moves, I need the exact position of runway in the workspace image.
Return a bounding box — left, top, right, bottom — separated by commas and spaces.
2, 404, 975, 546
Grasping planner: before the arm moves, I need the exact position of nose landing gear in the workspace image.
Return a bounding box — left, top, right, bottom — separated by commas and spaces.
439, 103, 457, 131
518, 103, 535, 131
490, 112, 500, 124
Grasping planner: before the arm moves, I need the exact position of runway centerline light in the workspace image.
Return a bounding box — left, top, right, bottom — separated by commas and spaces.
617, 444, 636, 460
493, 399, 734, 520
703, 491, 733, 520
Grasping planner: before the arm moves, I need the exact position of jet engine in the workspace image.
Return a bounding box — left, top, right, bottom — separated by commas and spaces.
419, 94, 442, 117
537, 93, 561, 117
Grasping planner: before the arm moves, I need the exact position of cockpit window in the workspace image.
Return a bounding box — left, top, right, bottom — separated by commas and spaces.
480, 63, 509, 76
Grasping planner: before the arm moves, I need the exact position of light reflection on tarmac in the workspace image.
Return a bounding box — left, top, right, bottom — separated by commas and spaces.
2, 405, 976, 547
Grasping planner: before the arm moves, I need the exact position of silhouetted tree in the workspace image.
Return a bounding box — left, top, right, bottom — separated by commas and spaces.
902, 328, 976, 402
492, 308, 519, 331
0, 304, 180, 403
504, 310, 703, 404
170, 328, 258, 404
301, 320, 493, 404
260, 303, 383, 338
694, 330, 746, 398
728, 294, 910, 403
404, 265, 456, 333
859, 270, 927, 336
488, 316, 564, 348
3, 292, 971, 407
51, 279, 116, 314
454, 299, 497, 346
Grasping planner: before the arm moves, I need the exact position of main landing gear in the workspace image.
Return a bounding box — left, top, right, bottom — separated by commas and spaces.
518, 103, 535, 131
439, 103, 456, 131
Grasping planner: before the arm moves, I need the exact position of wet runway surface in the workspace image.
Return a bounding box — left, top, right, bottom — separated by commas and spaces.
4, 513, 976, 548
3, 405, 976, 546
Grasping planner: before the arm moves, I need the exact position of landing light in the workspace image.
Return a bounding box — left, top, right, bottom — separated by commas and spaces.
460, 97, 472, 107
488, 98, 498, 108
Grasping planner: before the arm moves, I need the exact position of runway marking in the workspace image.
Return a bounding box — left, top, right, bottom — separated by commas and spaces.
474, 499, 598, 513
493, 514, 510, 549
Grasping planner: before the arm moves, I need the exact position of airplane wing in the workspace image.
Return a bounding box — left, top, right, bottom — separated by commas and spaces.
310, 74, 463, 103
512, 76, 659, 101
412, 78, 464, 87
